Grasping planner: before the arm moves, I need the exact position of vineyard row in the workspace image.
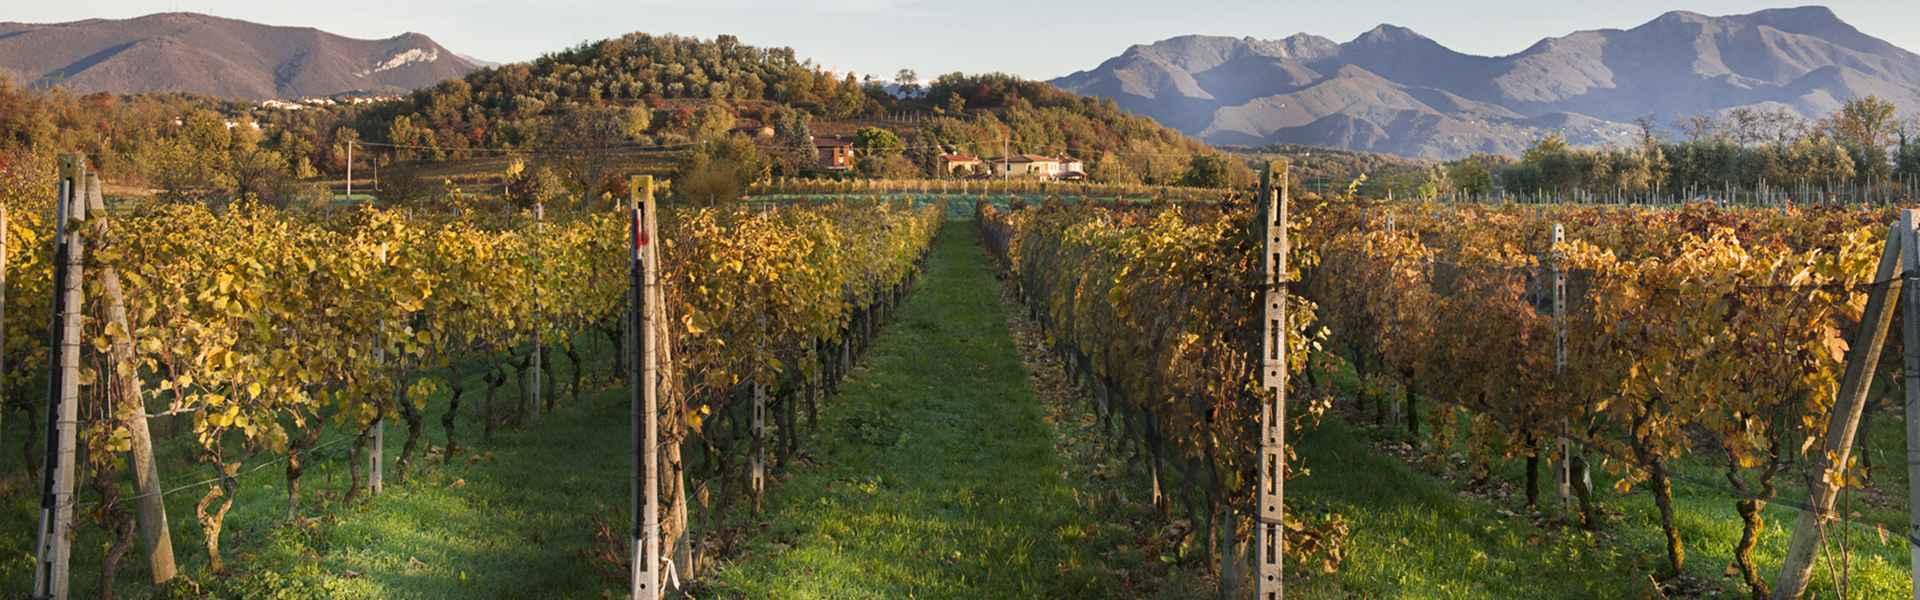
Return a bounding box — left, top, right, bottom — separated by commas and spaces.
979, 177, 1920, 598
24, 154, 944, 597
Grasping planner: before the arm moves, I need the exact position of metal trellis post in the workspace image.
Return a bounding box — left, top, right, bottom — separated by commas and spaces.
1553, 223, 1570, 505
32, 154, 86, 600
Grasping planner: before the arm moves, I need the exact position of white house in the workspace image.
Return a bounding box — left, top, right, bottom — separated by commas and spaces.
986, 154, 1086, 179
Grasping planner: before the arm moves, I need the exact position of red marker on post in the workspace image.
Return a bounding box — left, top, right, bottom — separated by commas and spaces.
641, 208, 656, 255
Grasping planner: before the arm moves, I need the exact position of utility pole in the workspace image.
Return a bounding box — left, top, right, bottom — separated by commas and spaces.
33, 154, 86, 600
346, 140, 353, 199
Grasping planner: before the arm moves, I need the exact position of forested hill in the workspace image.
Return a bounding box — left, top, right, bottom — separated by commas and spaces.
356, 32, 1248, 194
0, 30, 1247, 211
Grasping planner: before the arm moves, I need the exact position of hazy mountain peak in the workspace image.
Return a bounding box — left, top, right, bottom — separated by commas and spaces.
1353, 24, 1427, 45
1749, 5, 1843, 26
1053, 5, 1920, 159
1648, 10, 1710, 25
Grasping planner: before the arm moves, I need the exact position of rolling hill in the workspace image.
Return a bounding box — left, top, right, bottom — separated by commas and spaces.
0, 12, 482, 99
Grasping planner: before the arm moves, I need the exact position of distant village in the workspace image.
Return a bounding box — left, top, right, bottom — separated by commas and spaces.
811, 135, 1087, 180
256, 95, 407, 111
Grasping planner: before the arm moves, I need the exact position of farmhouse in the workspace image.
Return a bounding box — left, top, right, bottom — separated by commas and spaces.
812, 136, 854, 171
984, 154, 1087, 179
938, 153, 984, 175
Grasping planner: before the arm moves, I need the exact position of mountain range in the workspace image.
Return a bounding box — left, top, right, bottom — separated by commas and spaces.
1051, 6, 1920, 159
0, 12, 482, 99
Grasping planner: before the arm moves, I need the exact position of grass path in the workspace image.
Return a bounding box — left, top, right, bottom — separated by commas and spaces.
704, 221, 1113, 598
262, 384, 637, 598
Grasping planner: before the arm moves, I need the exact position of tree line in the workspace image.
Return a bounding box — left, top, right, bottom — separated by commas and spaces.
1406, 97, 1920, 202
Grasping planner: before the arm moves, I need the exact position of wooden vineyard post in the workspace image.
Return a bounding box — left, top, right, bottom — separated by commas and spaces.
1, 202, 7, 453
630, 176, 662, 600
1553, 223, 1571, 506
751, 315, 768, 513
33, 154, 86, 600
371, 347, 385, 495
85, 175, 176, 582
1382, 212, 1401, 428
1772, 212, 1909, 599
532, 202, 545, 417
1256, 163, 1288, 600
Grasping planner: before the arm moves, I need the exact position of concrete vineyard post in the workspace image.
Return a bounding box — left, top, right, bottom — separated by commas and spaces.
1256, 163, 1288, 600
1771, 213, 1909, 599
630, 176, 662, 600
1904, 209, 1920, 600
33, 154, 86, 600
1553, 223, 1570, 505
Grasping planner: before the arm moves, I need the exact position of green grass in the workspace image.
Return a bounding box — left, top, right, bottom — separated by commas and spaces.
1287, 415, 1658, 598
237, 380, 639, 599
1295, 357, 1913, 598
0, 335, 624, 599
703, 221, 1117, 598
217, 376, 641, 598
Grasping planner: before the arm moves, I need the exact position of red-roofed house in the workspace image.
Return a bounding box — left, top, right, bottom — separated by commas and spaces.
813, 136, 854, 171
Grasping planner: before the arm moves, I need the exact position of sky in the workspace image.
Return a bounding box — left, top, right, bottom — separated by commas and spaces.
12, 1, 1920, 80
